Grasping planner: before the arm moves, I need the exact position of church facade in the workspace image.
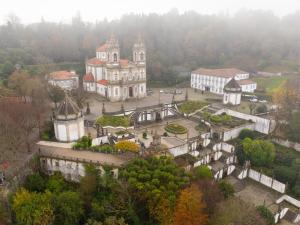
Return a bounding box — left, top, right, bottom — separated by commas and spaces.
83, 35, 147, 102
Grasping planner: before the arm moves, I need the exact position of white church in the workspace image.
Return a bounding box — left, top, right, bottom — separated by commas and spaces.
83, 35, 147, 102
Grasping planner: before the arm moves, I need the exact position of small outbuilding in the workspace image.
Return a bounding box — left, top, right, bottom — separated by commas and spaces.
223, 78, 242, 106
53, 93, 84, 142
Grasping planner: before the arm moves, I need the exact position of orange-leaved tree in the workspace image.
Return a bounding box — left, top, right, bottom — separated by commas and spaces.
115, 140, 139, 153
173, 184, 208, 225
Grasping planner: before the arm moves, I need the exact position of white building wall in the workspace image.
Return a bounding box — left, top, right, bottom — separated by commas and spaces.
215, 109, 271, 134
223, 92, 241, 105
54, 117, 84, 142
40, 157, 119, 182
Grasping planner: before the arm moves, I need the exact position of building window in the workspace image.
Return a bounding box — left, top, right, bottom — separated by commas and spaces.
115, 88, 118, 96
140, 52, 144, 61
113, 53, 118, 62
141, 85, 144, 93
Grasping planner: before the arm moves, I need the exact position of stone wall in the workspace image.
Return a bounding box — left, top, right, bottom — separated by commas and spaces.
238, 168, 286, 193
272, 138, 300, 152
40, 157, 119, 182
215, 108, 272, 134
223, 123, 255, 141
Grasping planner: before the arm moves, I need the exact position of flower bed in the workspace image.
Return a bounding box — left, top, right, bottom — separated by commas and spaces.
165, 123, 188, 134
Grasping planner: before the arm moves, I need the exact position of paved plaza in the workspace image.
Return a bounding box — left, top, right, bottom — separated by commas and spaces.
84, 88, 222, 120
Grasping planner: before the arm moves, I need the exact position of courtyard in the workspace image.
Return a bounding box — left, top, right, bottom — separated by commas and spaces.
84, 88, 222, 120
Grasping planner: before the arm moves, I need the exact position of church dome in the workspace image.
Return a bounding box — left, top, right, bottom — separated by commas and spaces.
54, 93, 82, 120
224, 78, 242, 93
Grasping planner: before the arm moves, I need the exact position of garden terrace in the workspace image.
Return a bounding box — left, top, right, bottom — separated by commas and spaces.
96, 115, 131, 127
198, 110, 251, 130
178, 100, 208, 114
37, 143, 129, 167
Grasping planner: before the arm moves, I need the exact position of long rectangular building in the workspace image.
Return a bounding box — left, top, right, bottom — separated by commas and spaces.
191, 68, 257, 94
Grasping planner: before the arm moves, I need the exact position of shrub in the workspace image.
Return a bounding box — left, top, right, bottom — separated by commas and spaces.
218, 181, 234, 198
257, 205, 275, 225
163, 132, 168, 137
92, 144, 114, 153
24, 173, 45, 192
194, 165, 213, 179
238, 129, 255, 140
96, 115, 130, 127
46, 172, 67, 193
242, 138, 275, 167
143, 132, 147, 139
73, 135, 92, 150
274, 166, 297, 186
115, 140, 139, 153
179, 101, 208, 114
165, 123, 187, 134
256, 104, 268, 114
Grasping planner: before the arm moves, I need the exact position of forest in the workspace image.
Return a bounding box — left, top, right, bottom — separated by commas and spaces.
1, 9, 300, 86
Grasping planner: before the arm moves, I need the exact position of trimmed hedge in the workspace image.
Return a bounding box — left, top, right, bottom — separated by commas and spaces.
165, 123, 187, 134
96, 115, 130, 127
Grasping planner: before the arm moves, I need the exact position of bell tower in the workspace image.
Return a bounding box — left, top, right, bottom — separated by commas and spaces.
106, 34, 120, 65
133, 35, 146, 65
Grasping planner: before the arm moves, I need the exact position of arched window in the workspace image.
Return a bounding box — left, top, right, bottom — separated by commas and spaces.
113, 53, 118, 62
140, 52, 144, 61
134, 52, 137, 61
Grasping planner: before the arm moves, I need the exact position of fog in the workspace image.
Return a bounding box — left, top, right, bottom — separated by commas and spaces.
1, 0, 300, 24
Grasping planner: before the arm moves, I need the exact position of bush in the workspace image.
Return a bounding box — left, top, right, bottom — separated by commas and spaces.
179, 101, 208, 114
46, 172, 67, 193
257, 205, 275, 225
165, 123, 187, 134
210, 114, 232, 124
73, 135, 92, 150
115, 140, 139, 153
238, 129, 255, 140
163, 132, 168, 137
194, 165, 213, 179
24, 173, 45, 192
242, 138, 275, 167
274, 166, 297, 186
96, 115, 130, 127
92, 144, 114, 153
256, 104, 268, 114
143, 132, 147, 139
218, 181, 234, 198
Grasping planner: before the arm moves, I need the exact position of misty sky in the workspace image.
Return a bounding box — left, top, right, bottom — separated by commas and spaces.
1, 0, 300, 24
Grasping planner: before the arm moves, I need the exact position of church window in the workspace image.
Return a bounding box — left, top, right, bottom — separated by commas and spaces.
115, 88, 118, 96
140, 52, 144, 61
113, 53, 118, 62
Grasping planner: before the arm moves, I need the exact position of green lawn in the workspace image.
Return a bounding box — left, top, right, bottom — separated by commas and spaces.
253, 76, 288, 94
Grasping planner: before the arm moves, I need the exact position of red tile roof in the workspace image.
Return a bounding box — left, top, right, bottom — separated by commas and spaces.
49, 71, 77, 80
83, 72, 94, 82
192, 68, 248, 78
96, 43, 108, 52
97, 79, 108, 86
87, 57, 106, 66
237, 79, 257, 85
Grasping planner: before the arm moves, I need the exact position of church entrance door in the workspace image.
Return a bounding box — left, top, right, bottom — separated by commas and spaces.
129, 87, 133, 97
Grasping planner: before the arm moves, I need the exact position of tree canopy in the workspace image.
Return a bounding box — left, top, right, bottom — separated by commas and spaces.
242, 138, 275, 167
